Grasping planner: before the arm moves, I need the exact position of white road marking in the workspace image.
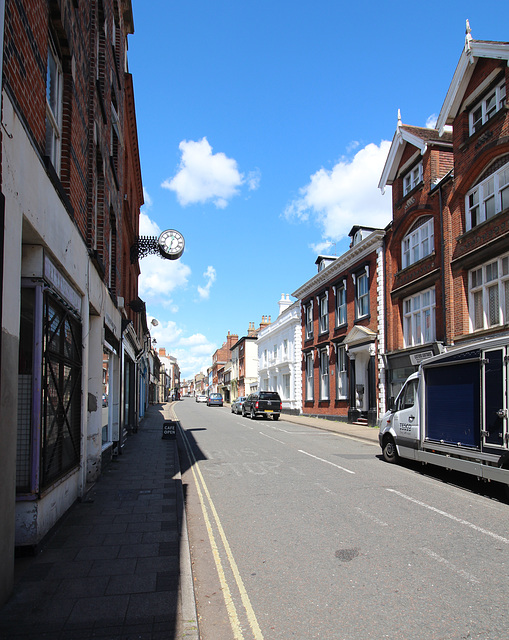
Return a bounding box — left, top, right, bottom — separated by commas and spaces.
421, 547, 481, 584
259, 432, 285, 445
387, 489, 509, 544
298, 450, 355, 474
355, 507, 389, 527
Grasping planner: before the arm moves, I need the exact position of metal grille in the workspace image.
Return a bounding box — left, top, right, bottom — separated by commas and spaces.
42, 294, 82, 488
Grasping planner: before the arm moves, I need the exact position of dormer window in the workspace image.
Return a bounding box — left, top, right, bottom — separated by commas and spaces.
353, 230, 363, 245
403, 162, 423, 196
469, 80, 506, 135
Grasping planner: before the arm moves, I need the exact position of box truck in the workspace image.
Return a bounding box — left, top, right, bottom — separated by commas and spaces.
378, 336, 509, 497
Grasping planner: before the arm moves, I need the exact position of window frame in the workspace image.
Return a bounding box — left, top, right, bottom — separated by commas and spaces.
45, 33, 63, 174
336, 345, 348, 400
319, 349, 329, 401
469, 252, 509, 332
319, 292, 329, 334
355, 270, 369, 320
403, 162, 423, 196
305, 352, 314, 401
305, 301, 313, 340
465, 160, 509, 231
401, 217, 434, 269
335, 282, 347, 327
403, 287, 436, 347
469, 80, 506, 136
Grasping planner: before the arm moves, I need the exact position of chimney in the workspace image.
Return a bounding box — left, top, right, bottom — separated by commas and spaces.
158, 348, 166, 357
278, 293, 293, 316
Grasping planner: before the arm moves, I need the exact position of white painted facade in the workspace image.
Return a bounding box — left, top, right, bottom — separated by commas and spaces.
257, 296, 302, 413
2, 93, 122, 547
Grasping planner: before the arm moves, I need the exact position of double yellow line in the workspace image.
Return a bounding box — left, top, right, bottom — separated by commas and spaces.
179, 424, 264, 640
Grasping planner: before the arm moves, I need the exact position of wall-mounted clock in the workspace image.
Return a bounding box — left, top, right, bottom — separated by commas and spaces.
158, 229, 185, 260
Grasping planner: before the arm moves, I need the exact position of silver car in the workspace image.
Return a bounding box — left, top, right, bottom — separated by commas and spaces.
231, 396, 247, 414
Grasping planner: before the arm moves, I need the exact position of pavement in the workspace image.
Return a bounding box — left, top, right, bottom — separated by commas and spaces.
0, 402, 380, 640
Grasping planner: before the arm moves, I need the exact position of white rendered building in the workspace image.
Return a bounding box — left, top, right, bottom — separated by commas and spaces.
257, 295, 302, 414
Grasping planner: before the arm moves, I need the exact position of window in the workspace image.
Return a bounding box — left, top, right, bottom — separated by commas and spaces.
319, 350, 329, 401
403, 287, 436, 347
355, 271, 369, 319
305, 352, 314, 401
469, 253, 509, 331
319, 293, 328, 334
401, 217, 434, 269
335, 284, 347, 327
336, 346, 348, 399
465, 161, 509, 230
305, 302, 313, 340
282, 374, 290, 400
45, 33, 63, 174
395, 379, 418, 412
273, 345, 277, 361
469, 80, 506, 135
403, 162, 423, 196
283, 339, 288, 357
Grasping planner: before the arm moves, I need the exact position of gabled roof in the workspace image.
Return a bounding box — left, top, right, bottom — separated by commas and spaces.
436, 29, 509, 134
378, 121, 452, 193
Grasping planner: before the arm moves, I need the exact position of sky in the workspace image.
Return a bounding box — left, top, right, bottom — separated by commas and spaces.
127, 0, 509, 380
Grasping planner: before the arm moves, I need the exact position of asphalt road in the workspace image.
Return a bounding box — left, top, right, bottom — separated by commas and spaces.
175, 399, 509, 640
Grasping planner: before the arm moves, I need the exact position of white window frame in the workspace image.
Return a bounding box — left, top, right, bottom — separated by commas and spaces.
335, 282, 347, 327
355, 270, 369, 319
469, 80, 506, 135
305, 302, 313, 340
469, 253, 509, 332
319, 292, 328, 334
319, 349, 329, 401
401, 217, 434, 269
403, 287, 436, 347
465, 161, 509, 231
45, 34, 63, 174
305, 352, 314, 401
282, 374, 290, 400
336, 345, 348, 400
403, 162, 423, 196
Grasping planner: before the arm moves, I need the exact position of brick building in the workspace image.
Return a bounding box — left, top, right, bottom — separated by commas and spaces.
379, 28, 509, 403
0, 0, 142, 604
293, 226, 386, 426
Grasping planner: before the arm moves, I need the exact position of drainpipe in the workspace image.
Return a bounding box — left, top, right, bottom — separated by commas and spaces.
438, 180, 449, 346
79, 267, 90, 498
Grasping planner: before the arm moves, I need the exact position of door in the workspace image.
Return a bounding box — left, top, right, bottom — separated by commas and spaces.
483, 347, 508, 448
392, 378, 420, 444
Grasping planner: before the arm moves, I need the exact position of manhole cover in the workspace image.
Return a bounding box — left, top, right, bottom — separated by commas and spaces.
335, 548, 360, 562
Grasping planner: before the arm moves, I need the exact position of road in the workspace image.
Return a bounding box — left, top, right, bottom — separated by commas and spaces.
174, 399, 509, 640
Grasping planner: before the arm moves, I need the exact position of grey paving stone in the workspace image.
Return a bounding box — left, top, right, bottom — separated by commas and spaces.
89, 558, 137, 576
106, 573, 157, 595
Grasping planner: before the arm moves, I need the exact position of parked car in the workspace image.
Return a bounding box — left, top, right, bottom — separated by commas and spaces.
207, 393, 223, 407
231, 396, 247, 414
195, 394, 207, 403
243, 391, 282, 420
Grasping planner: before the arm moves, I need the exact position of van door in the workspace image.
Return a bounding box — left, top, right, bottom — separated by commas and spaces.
392, 378, 419, 445
483, 347, 508, 448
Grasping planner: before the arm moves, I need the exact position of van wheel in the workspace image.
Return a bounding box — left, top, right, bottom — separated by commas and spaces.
383, 436, 398, 464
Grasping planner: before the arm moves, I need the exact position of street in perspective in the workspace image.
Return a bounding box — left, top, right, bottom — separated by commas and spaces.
175, 399, 509, 640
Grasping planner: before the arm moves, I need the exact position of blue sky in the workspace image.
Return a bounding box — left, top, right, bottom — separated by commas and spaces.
128, 1, 509, 380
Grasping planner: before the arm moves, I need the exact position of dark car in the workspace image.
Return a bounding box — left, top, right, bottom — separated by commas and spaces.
242, 391, 282, 420
207, 393, 223, 407
231, 396, 247, 414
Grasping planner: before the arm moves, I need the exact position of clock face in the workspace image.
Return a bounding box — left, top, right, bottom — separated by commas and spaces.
158, 229, 185, 260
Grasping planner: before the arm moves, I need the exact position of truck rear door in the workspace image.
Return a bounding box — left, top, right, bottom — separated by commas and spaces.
482, 346, 508, 449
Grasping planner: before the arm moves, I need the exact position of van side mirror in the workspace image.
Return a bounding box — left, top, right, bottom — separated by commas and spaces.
388, 397, 395, 411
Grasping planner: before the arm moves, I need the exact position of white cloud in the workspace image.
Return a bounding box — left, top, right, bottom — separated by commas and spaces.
139, 210, 160, 236
284, 141, 392, 242
139, 254, 191, 305
197, 265, 216, 300
142, 187, 153, 210
149, 322, 216, 379
161, 137, 257, 208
